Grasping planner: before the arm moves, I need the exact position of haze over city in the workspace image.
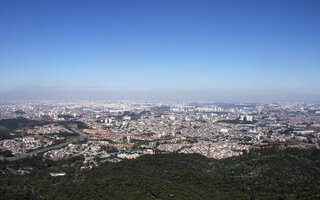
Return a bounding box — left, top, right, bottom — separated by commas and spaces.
1, 0, 319, 102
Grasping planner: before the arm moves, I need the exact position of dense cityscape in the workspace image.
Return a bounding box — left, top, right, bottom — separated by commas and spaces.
1, 101, 319, 172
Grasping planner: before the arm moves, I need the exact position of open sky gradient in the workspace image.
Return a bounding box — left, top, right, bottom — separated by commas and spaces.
0, 0, 320, 102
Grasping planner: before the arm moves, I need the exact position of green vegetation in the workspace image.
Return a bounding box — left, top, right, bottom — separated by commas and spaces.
0, 148, 320, 199
14, 110, 26, 115
0, 118, 49, 140
57, 121, 89, 129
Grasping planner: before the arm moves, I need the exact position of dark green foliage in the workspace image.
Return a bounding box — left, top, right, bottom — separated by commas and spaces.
0, 118, 49, 139
0, 150, 13, 157
14, 110, 26, 115
0, 149, 320, 199
57, 131, 78, 137
58, 121, 89, 129
57, 115, 74, 120
0, 118, 48, 131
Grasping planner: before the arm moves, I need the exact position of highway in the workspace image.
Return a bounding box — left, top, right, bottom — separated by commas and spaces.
5, 126, 87, 161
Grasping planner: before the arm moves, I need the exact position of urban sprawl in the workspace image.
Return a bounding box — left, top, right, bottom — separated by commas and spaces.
1, 101, 320, 172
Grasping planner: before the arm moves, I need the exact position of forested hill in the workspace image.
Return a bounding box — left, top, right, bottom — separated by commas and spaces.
1, 148, 320, 199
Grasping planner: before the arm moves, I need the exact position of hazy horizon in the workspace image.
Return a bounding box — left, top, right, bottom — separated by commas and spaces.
1, 87, 320, 103
1, 0, 319, 102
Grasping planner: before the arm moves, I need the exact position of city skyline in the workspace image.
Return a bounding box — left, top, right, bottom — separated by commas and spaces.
1, 0, 320, 101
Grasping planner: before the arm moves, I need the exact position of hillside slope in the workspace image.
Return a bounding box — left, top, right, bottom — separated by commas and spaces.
1, 148, 320, 199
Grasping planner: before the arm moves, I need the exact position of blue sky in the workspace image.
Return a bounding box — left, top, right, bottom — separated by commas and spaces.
0, 0, 319, 101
